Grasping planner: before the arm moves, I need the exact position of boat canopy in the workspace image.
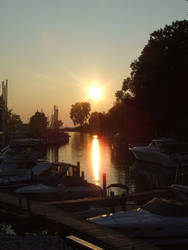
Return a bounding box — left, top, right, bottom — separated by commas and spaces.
107, 183, 129, 191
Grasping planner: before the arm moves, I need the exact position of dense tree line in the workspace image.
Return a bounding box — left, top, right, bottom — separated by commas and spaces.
129, 20, 188, 139
128, 20, 188, 138
111, 20, 188, 141
112, 20, 188, 141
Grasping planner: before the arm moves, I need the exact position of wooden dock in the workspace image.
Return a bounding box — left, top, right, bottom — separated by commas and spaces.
0, 192, 159, 250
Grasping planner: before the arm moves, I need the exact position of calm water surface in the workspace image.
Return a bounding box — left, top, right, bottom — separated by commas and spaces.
47, 132, 136, 194
46, 132, 188, 194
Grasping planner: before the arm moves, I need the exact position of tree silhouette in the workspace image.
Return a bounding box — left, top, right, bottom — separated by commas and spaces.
70, 102, 91, 126
7, 109, 22, 133
29, 111, 48, 138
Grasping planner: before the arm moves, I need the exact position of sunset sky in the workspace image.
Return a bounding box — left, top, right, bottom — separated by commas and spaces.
0, 0, 187, 126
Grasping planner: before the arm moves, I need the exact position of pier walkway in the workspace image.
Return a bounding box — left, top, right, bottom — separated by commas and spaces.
0, 192, 159, 250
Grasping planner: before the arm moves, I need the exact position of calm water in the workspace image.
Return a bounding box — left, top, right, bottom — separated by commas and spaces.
47, 132, 136, 194
46, 132, 187, 194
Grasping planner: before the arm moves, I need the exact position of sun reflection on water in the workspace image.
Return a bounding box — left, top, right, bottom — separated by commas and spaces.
91, 135, 100, 185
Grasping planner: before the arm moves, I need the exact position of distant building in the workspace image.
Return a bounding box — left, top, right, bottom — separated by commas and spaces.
50, 105, 62, 129
0, 80, 8, 145
50, 105, 58, 128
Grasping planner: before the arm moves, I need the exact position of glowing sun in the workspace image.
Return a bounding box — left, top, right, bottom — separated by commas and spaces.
88, 85, 102, 101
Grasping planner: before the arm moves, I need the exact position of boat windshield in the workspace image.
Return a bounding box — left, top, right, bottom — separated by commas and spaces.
142, 198, 188, 217
149, 140, 164, 148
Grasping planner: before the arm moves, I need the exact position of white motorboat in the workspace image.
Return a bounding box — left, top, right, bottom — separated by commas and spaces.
130, 138, 188, 167
89, 197, 188, 246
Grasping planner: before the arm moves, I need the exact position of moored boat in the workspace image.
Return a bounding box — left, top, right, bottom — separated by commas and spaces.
89, 197, 188, 246
130, 138, 188, 167
15, 182, 102, 201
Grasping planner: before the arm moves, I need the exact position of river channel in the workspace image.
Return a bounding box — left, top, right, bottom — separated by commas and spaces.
46, 132, 188, 195
46, 132, 136, 194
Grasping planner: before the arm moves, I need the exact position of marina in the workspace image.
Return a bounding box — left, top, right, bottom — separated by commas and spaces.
1, 132, 188, 249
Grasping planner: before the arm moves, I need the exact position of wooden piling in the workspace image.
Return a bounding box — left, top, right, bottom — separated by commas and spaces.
103, 173, 107, 197
81, 171, 85, 180
77, 161, 80, 178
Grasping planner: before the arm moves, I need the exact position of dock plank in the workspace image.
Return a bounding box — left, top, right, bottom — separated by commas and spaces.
0, 192, 159, 250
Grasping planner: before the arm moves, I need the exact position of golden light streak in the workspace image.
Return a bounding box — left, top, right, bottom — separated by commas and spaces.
91, 135, 100, 185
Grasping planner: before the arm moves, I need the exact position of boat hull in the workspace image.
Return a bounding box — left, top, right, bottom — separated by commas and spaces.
90, 209, 188, 246
130, 147, 188, 168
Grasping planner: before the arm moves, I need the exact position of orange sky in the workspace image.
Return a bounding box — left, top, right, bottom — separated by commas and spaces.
1, 0, 187, 126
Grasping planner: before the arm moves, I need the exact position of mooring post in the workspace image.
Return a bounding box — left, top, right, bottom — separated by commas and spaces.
77, 161, 80, 178
81, 171, 85, 180
103, 173, 107, 197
